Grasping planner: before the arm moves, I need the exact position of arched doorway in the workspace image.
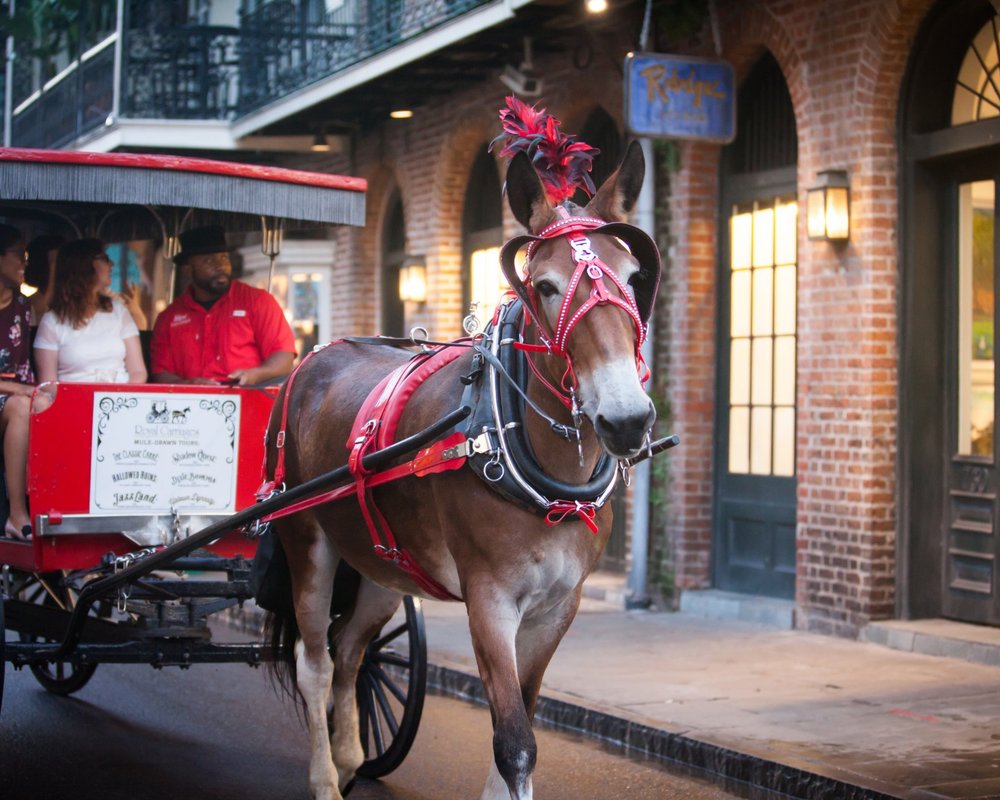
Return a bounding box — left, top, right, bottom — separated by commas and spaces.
381, 191, 405, 337
462, 149, 503, 331
572, 106, 623, 209
901, 0, 1000, 624
714, 52, 799, 598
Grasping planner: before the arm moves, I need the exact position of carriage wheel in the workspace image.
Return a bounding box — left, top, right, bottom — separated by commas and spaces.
18, 576, 98, 696
354, 595, 427, 779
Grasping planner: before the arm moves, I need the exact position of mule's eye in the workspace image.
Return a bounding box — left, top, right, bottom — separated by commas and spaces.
535, 279, 559, 299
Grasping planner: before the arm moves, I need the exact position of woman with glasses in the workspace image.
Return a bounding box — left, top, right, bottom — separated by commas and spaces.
0, 224, 44, 540
34, 238, 147, 385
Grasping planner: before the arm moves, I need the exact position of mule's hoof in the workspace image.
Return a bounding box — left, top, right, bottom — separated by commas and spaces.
341, 778, 356, 796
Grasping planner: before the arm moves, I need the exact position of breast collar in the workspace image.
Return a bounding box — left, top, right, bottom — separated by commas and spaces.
461, 299, 619, 531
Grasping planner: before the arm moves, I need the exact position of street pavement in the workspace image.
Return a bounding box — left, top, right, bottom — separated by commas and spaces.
420, 574, 1000, 800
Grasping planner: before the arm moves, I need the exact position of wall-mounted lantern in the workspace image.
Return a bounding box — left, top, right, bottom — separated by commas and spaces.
806, 169, 850, 242
398, 255, 427, 303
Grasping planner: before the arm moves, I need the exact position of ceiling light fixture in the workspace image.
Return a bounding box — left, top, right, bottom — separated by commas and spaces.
585, 0, 608, 12
310, 131, 331, 152
390, 109, 414, 119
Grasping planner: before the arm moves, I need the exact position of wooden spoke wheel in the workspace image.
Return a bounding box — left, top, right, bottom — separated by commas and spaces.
354, 595, 427, 779
18, 575, 98, 696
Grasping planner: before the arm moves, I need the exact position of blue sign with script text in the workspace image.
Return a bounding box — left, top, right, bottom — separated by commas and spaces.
625, 53, 736, 143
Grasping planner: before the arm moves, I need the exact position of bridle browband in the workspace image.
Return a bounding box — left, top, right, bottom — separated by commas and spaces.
498, 209, 662, 408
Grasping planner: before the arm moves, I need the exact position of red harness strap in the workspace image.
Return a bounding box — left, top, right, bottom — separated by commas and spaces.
347, 346, 466, 601
257, 342, 466, 602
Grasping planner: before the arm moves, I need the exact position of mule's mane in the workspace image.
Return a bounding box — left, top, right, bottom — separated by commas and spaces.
489, 95, 599, 204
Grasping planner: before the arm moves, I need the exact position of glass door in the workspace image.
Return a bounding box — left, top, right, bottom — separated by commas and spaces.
945, 177, 1000, 623
714, 186, 798, 598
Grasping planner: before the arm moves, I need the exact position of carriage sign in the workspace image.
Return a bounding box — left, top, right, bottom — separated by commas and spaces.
624, 52, 736, 143
90, 392, 241, 514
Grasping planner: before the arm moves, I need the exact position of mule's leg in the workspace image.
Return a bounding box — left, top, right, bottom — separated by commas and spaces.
466, 588, 537, 800
284, 526, 342, 800
327, 579, 402, 790
476, 589, 584, 800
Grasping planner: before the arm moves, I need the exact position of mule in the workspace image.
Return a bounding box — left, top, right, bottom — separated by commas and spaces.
265, 140, 659, 800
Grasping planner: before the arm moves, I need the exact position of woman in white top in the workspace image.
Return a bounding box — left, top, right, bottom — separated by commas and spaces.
34, 238, 147, 384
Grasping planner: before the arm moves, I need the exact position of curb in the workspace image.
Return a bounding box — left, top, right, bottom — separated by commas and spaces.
425, 662, 902, 800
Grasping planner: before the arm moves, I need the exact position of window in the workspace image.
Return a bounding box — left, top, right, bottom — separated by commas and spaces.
728, 197, 797, 476
953, 18, 1000, 125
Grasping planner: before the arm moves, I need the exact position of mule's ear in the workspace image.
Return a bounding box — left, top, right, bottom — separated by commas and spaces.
505, 151, 553, 233
585, 140, 645, 222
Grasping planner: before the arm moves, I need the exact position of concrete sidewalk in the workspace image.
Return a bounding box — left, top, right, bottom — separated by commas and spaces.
421, 575, 1000, 800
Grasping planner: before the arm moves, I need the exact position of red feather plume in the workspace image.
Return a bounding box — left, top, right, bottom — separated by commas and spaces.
489, 95, 600, 205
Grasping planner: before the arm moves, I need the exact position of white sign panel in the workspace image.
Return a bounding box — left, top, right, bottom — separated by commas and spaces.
90, 392, 241, 515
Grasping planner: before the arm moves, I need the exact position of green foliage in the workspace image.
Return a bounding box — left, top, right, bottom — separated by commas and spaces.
1, 0, 82, 63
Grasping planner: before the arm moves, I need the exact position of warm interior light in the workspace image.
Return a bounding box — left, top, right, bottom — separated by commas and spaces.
469, 246, 505, 327
585, 0, 608, 12
806, 170, 849, 242
398, 258, 427, 303
390, 109, 413, 119
310, 131, 331, 152
20, 284, 37, 297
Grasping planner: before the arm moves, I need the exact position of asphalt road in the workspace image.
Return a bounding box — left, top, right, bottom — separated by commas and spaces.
0, 658, 757, 800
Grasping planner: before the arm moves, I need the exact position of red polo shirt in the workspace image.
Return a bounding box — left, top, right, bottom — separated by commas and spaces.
151, 280, 296, 382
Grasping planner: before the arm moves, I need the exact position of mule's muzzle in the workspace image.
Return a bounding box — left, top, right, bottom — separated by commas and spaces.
594, 400, 656, 458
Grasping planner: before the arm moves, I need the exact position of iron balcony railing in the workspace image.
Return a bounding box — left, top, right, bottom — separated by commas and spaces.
7, 0, 493, 149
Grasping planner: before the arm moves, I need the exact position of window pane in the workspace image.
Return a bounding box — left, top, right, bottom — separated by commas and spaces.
774, 336, 796, 405
957, 180, 995, 457
774, 265, 796, 335
773, 407, 795, 476
730, 338, 750, 405
470, 246, 504, 329
731, 271, 751, 337
953, 22, 1000, 125
731, 211, 752, 270
729, 407, 749, 474
750, 406, 772, 475
774, 201, 797, 266
751, 337, 773, 405
752, 207, 774, 267
751, 267, 773, 336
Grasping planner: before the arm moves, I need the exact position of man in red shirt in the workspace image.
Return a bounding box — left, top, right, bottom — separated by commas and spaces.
150, 226, 295, 385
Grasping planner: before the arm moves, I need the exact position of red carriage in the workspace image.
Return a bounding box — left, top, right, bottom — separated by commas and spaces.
0, 148, 433, 779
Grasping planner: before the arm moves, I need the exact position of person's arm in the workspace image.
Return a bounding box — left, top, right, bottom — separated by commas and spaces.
151, 370, 219, 385
123, 336, 147, 383
34, 348, 58, 384
228, 350, 295, 386
117, 281, 148, 330
0, 379, 34, 398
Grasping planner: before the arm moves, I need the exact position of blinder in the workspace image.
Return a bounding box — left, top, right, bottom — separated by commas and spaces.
499, 221, 661, 327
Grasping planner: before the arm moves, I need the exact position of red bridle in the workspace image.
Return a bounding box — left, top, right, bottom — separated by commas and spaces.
506, 214, 650, 409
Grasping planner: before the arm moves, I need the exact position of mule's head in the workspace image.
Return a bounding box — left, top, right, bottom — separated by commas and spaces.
500, 141, 660, 458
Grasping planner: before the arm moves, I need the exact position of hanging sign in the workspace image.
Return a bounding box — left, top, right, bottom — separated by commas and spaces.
624, 52, 736, 143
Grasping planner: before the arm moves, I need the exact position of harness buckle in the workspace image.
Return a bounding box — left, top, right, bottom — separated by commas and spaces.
374, 544, 402, 561
468, 431, 495, 455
